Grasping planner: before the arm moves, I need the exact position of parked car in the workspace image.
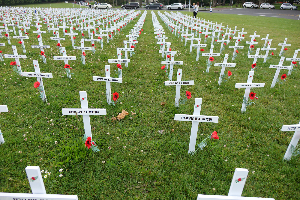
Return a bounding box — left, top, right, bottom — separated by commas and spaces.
260, 3, 275, 9
166, 3, 184, 10
243, 2, 259, 8
280, 3, 297, 10
121, 2, 139, 9
145, 3, 163, 9
94, 3, 112, 9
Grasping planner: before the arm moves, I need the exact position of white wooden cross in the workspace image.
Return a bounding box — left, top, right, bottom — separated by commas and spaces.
65, 27, 78, 47
85, 33, 100, 54
0, 105, 8, 144
161, 51, 183, 81
21, 60, 53, 102
0, 43, 4, 61
13, 30, 29, 53
278, 38, 291, 56
261, 41, 276, 63
286, 49, 300, 75
269, 57, 291, 88
248, 48, 265, 67
235, 71, 265, 112
261, 34, 272, 49
116, 47, 134, 67
53, 47, 76, 78
214, 54, 236, 85
62, 91, 106, 139
165, 69, 194, 107
281, 122, 300, 160
197, 168, 275, 200
0, 24, 13, 44
229, 40, 244, 61
190, 38, 207, 61
31, 34, 50, 64
0, 166, 78, 200
202, 45, 220, 72
74, 39, 93, 65
4, 45, 27, 75
217, 35, 230, 54
50, 31, 65, 45
93, 65, 122, 105
158, 42, 171, 58
174, 98, 219, 153
246, 31, 260, 55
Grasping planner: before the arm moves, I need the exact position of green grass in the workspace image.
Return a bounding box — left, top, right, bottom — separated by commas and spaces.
0, 9, 300, 199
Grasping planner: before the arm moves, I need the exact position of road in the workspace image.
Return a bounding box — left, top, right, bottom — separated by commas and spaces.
137, 7, 300, 20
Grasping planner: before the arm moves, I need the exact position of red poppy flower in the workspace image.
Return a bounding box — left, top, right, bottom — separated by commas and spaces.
211, 131, 219, 139
82, 52, 86, 56
253, 39, 256, 42
57, 43, 60, 46
284, 48, 288, 51
85, 137, 92, 149
292, 61, 297, 65
10, 61, 16, 65
205, 35, 208, 38
34, 81, 40, 88
98, 37, 102, 39
209, 57, 214, 62
0, 51, 2, 53
64, 64, 71, 69
251, 63, 256, 68
41, 51, 45, 56
224, 43, 226, 45
271, 52, 274, 55
96, 28, 99, 31
236, 50, 239, 54
200, 49, 204, 51
117, 29, 120, 31
167, 55, 171, 58
31, 177, 36, 181
5, 34, 8, 37
82, 33, 84, 36
113, 92, 119, 101
109, 35, 111, 38
250, 45, 254, 49
242, 34, 245, 37
73, 27, 75, 30
186, 91, 191, 99
238, 178, 242, 181
25, 32, 29, 35
169, 48, 171, 51
37, 35, 40, 38
131, 45, 134, 48
228, 71, 232, 76
161, 65, 165, 70
281, 74, 286, 80
92, 44, 95, 47
249, 92, 257, 100
229, 37, 232, 39
73, 36, 76, 39
65, 30, 67, 33
18, 41, 22, 44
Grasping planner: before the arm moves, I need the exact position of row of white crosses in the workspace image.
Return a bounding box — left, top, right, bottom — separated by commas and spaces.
0, 166, 78, 200
197, 168, 275, 199
93, 11, 146, 105
152, 12, 193, 108
0, 105, 8, 144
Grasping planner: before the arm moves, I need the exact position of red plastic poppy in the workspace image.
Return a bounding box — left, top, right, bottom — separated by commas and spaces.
161, 65, 165, 70
5, 34, 8, 37
85, 137, 92, 149
284, 48, 288, 51
117, 64, 122, 69
236, 50, 239, 54
57, 43, 60, 46
200, 49, 204, 51
10, 61, 16, 65
281, 74, 287, 80
34, 81, 40, 88
228, 71, 232, 76
40, 51, 45, 56
73, 36, 76, 39
113, 92, 119, 101
249, 92, 257, 100
169, 48, 171, 51
253, 39, 256, 42
37, 35, 40, 38
131, 45, 134, 48
251, 63, 256, 68
224, 43, 226, 45
271, 52, 274, 55
92, 44, 95, 47
18, 41, 22, 44
167, 55, 171, 58
250, 45, 254, 49
209, 57, 214, 62
82, 52, 86, 56
82, 33, 84, 36
186, 91, 191, 99
64, 64, 71, 69
211, 131, 219, 139
292, 61, 297, 65
65, 30, 67, 33
98, 37, 102, 39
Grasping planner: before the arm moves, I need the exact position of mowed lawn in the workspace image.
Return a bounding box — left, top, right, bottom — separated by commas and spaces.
0, 6, 300, 199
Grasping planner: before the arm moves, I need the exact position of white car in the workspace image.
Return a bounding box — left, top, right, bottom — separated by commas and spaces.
243, 2, 259, 8
280, 3, 297, 10
167, 3, 184, 10
260, 3, 275, 9
94, 3, 112, 9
